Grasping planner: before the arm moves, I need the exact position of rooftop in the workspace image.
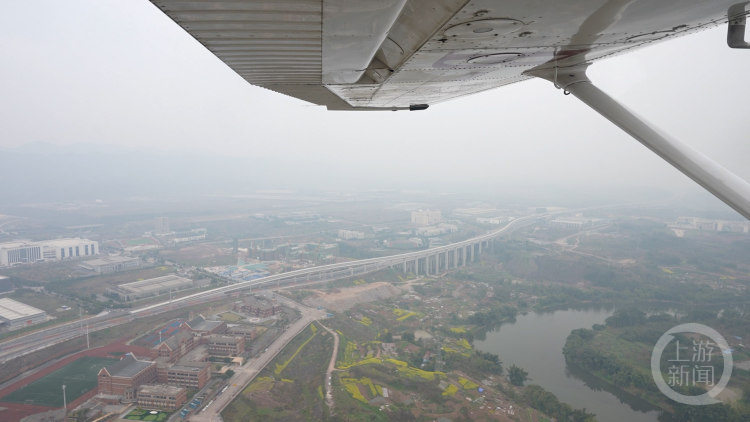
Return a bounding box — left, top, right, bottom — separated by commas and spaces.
242, 296, 276, 310
83, 256, 138, 266
118, 275, 192, 294
138, 384, 185, 396
0, 238, 95, 249
208, 334, 242, 343
157, 329, 192, 351
169, 362, 209, 373
103, 353, 154, 378
0, 298, 46, 322
186, 315, 224, 332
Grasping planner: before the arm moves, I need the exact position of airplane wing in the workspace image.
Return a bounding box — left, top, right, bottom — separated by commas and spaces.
148, 0, 744, 110
148, 0, 750, 219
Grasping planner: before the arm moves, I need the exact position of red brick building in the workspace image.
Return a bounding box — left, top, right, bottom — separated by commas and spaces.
97, 353, 157, 401
183, 315, 226, 335
208, 334, 245, 357
165, 362, 211, 389
234, 296, 281, 318
151, 329, 194, 363
137, 384, 187, 411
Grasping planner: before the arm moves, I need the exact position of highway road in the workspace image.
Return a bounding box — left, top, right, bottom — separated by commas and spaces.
0, 214, 540, 364
0, 310, 133, 362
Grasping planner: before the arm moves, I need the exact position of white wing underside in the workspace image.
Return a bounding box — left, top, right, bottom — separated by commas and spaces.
149, 0, 744, 110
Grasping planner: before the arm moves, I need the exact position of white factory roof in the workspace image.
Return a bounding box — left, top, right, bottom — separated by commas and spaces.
83, 256, 138, 266
0, 298, 46, 322
42, 238, 96, 247
0, 238, 95, 248
118, 275, 192, 293
0, 241, 34, 249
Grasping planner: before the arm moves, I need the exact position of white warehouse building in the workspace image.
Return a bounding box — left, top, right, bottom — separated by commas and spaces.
0, 298, 48, 331
0, 238, 99, 266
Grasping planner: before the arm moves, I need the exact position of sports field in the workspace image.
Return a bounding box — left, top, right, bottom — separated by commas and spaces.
0, 356, 117, 407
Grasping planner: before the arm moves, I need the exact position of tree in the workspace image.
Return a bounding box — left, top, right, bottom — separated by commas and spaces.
508, 364, 529, 386
605, 308, 646, 327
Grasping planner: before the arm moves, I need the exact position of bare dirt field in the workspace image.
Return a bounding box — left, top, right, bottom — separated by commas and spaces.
302, 282, 402, 312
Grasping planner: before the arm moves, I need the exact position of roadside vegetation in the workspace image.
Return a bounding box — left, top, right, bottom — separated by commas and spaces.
222, 323, 330, 421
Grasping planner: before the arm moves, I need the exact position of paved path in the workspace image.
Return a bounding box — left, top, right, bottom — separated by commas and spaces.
318, 322, 339, 414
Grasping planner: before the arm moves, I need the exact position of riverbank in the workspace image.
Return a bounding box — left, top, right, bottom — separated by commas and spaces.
563, 308, 750, 421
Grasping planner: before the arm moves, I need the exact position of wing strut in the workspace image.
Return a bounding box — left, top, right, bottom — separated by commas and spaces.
528, 65, 750, 220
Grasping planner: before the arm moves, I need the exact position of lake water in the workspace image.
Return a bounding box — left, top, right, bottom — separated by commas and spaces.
474, 308, 663, 422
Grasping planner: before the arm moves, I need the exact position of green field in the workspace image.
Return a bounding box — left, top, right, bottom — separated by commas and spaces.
124, 408, 170, 421
218, 312, 243, 322
1, 356, 117, 406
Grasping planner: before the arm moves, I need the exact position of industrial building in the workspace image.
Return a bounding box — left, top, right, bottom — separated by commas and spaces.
80, 256, 141, 274
0, 298, 48, 331
109, 274, 194, 302
0, 238, 98, 266
137, 384, 187, 411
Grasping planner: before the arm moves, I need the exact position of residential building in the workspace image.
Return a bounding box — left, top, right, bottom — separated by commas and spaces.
154, 217, 170, 235
411, 210, 442, 226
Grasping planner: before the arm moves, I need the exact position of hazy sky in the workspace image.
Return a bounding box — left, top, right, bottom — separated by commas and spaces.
1, 1, 749, 211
